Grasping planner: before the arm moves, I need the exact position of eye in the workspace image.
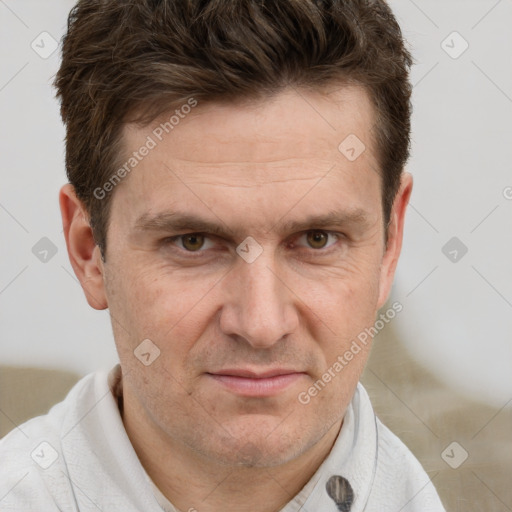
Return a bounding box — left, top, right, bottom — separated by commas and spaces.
165, 233, 216, 252
295, 230, 340, 250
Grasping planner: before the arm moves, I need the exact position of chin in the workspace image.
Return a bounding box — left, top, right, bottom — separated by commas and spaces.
197, 419, 317, 469
211, 440, 299, 468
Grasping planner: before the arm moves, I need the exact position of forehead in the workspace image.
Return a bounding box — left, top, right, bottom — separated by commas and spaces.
121, 85, 377, 167
112, 85, 381, 231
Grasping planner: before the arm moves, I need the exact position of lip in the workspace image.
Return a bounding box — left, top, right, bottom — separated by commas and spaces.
206, 369, 306, 397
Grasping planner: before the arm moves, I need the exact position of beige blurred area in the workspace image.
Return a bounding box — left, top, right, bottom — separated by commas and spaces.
1, 325, 510, 511
0, 366, 79, 437
361, 325, 512, 512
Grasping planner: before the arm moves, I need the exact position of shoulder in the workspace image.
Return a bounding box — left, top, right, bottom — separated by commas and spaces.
0, 371, 102, 511
371, 415, 446, 510
354, 383, 446, 511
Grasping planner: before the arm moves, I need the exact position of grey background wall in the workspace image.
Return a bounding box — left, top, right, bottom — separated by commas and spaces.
1, 1, 511, 405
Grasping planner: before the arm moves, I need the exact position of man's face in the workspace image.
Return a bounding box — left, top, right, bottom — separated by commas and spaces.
91, 86, 404, 467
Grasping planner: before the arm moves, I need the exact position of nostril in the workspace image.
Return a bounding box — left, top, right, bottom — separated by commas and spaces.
326, 475, 354, 511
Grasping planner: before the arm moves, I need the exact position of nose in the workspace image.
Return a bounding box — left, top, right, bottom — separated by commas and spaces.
219, 248, 299, 349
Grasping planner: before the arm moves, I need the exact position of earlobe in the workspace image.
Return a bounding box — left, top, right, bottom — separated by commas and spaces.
376, 172, 413, 309
59, 184, 108, 310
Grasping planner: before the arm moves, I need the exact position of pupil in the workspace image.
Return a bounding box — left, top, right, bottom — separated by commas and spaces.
308, 231, 327, 248
184, 234, 203, 251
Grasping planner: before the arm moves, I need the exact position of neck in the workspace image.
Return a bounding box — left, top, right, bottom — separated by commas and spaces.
122, 394, 342, 512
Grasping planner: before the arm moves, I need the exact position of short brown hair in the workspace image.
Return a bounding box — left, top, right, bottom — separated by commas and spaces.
54, 0, 413, 261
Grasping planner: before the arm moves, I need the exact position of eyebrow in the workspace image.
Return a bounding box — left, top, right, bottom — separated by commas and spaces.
133, 208, 371, 239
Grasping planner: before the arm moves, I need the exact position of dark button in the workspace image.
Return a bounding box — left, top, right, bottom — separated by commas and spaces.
326, 475, 354, 511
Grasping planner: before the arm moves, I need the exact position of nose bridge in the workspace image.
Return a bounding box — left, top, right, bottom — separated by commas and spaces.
221, 245, 297, 347
243, 253, 282, 310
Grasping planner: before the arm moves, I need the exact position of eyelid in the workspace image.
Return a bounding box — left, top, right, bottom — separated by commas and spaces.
163, 229, 344, 255
163, 233, 216, 254
291, 230, 342, 252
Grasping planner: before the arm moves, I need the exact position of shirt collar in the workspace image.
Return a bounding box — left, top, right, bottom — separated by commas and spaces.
289, 384, 379, 511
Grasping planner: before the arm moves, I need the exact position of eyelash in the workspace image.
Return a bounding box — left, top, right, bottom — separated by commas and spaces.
162, 230, 344, 257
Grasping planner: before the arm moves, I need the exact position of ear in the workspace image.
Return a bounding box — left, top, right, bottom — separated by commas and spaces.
59, 184, 108, 310
376, 172, 413, 309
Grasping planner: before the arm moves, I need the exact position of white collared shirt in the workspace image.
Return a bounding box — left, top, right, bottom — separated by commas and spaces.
0, 365, 446, 511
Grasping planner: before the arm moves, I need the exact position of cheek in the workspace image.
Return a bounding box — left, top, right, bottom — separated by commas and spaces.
117, 265, 200, 327
118, 269, 220, 367
303, 265, 381, 329
299, 266, 381, 380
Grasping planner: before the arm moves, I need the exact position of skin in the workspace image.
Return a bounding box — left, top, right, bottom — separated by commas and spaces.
60, 85, 412, 512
